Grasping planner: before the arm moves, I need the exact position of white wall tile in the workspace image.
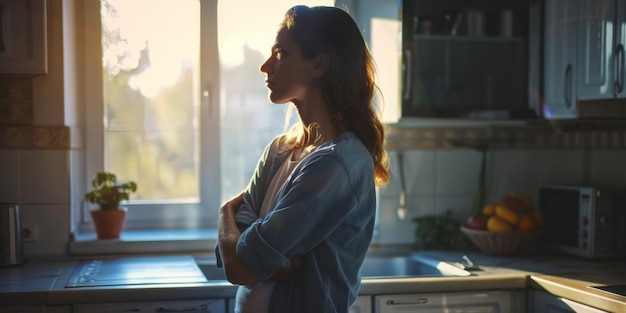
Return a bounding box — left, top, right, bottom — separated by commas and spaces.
435, 150, 482, 197
380, 150, 436, 197
20, 204, 70, 256
487, 149, 584, 204
0, 150, 20, 203
20, 150, 70, 204
434, 195, 476, 222
590, 150, 626, 188
376, 195, 436, 244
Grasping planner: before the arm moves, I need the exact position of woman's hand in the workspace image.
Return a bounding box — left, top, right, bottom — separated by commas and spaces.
220, 191, 244, 216
218, 191, 259, 285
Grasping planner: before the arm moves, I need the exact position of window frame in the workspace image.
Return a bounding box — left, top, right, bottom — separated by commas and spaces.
81, 0, 221, 232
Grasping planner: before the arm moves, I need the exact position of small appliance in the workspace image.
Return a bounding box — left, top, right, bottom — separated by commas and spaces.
0, 203, 25, 266
538, 185, 625, 259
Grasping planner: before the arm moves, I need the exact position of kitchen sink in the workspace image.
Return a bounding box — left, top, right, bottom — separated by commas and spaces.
196, 254, 471, 281
359, 254, 472, 278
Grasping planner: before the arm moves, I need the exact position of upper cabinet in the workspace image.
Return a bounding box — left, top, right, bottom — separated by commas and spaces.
400, 0, 532, 120
542, 0, 578, 118
541, 0, 626, 119
577, 0, 624, 100
0, 0, 47, 76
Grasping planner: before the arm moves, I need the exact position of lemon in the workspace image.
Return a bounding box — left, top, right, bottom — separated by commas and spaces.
496, 204, 521, 225
487, 216, 514, 232
482, 203, 497, 216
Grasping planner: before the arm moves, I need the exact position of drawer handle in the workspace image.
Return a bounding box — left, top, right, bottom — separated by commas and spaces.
386, 298, 428, 305
155, 303, 209, 312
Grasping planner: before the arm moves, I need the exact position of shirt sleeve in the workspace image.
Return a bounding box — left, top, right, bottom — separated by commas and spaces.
236, 153, 360, 279
234, 137, 278, 226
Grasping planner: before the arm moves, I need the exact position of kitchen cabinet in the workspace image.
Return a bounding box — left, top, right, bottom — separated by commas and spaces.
531, 290, 609, 313
400, 0, 531, 119
0, 306, 46, 313
542, 0, 626, 118
543, 0, 579, 118
374, 290, 524, 313
0, 0, 47, 76
73, 299, 226, 313
577, 0, 626, 100
0, 306, 69, 313
350, 295, 372, 313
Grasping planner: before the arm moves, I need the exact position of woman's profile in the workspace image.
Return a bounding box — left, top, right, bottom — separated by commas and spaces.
217, 5, 390, 313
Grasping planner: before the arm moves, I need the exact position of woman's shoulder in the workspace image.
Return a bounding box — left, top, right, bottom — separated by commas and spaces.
313, 132, 372, 168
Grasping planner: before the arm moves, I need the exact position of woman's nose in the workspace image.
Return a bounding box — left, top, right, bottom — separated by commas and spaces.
260, 57, 272, 74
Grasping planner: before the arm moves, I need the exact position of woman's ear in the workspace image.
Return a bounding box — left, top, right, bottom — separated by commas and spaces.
312, 53, 330, 78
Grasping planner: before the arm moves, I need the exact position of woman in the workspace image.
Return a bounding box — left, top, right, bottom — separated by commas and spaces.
217, 5, 390, 313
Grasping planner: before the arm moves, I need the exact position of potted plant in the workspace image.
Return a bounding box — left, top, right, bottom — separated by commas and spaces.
84, 171, 137, 239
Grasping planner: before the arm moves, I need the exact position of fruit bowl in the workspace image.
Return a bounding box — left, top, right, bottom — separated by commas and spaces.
460, 226, 543, 256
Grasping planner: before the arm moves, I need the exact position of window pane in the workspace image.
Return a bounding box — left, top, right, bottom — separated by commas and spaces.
101, 0, 200, 202
218, 0, 334, 202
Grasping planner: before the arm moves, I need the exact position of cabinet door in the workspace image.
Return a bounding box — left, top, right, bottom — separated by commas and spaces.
375, 290, 515, 313
73, 299, 226, 313
350, 295, 372, 313
577, 0, 615, 100
616, 0, 626, 98
0, 0, 47, 76
0, 306, 46, 313
531, 290, 608, 313
544, 0, 578, 118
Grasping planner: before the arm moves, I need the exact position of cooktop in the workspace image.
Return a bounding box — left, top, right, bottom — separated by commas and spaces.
65, 255, 208, 288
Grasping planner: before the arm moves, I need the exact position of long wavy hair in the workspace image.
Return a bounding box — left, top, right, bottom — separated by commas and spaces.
280, 5, 390, 186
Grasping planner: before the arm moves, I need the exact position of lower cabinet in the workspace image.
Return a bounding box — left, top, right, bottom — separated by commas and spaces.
0, 306, 70, 313
530, 290, 608, 313
350, 295, 372, 313
375, 290, 525, 313
226, 295, 372, 313
73, 299, 226, 313
0, 306, 46, 313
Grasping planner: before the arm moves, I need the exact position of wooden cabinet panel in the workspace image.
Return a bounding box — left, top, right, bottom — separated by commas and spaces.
0, 0, 47, 76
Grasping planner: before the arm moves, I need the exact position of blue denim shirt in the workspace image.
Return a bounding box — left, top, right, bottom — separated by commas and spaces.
220, 131, 376, 313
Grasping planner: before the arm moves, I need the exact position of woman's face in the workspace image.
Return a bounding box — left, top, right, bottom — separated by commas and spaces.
260, 28, 317, 105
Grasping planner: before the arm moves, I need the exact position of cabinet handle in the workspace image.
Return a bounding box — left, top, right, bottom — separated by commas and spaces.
615, 44, 625, 96
386, 298, 428, 305
564, 64, 573, 108
155, 303, 209, 312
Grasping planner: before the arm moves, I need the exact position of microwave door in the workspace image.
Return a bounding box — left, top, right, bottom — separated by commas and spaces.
540, 188, 580, 250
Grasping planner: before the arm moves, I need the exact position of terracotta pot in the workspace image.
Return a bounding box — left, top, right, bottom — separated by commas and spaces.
90, 207, 127, 239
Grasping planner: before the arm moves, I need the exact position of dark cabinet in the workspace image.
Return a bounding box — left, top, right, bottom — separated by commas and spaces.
401, 0, 532, 119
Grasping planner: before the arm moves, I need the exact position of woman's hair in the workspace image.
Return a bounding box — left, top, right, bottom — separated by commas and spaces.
281, 5, 390, 186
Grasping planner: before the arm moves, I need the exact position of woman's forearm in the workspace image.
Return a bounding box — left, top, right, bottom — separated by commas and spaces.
217, 192, 259, 285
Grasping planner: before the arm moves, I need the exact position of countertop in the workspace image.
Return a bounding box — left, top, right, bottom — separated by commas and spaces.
1, 250, 624, 311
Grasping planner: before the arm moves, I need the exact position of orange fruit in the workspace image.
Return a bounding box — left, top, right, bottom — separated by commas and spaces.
499, 196, 525, 213
518, 213, 535, 231
487, 216, 514, 232
531, 210, 544, 227
482, 203, 497, 216
495, 203, 521, 225
507, 193, 535, 212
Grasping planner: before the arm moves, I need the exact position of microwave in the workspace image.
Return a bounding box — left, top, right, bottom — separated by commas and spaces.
538, 185, 625, 259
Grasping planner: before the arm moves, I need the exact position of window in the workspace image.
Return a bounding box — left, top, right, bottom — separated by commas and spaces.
83, 0, 333, 233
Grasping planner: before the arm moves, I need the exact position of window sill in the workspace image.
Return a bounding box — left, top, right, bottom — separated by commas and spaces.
69, 229, 218, 256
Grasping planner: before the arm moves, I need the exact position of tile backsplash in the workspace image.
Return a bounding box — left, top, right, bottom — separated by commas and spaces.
0, 78, 73, 150
376, 148, 626, 244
